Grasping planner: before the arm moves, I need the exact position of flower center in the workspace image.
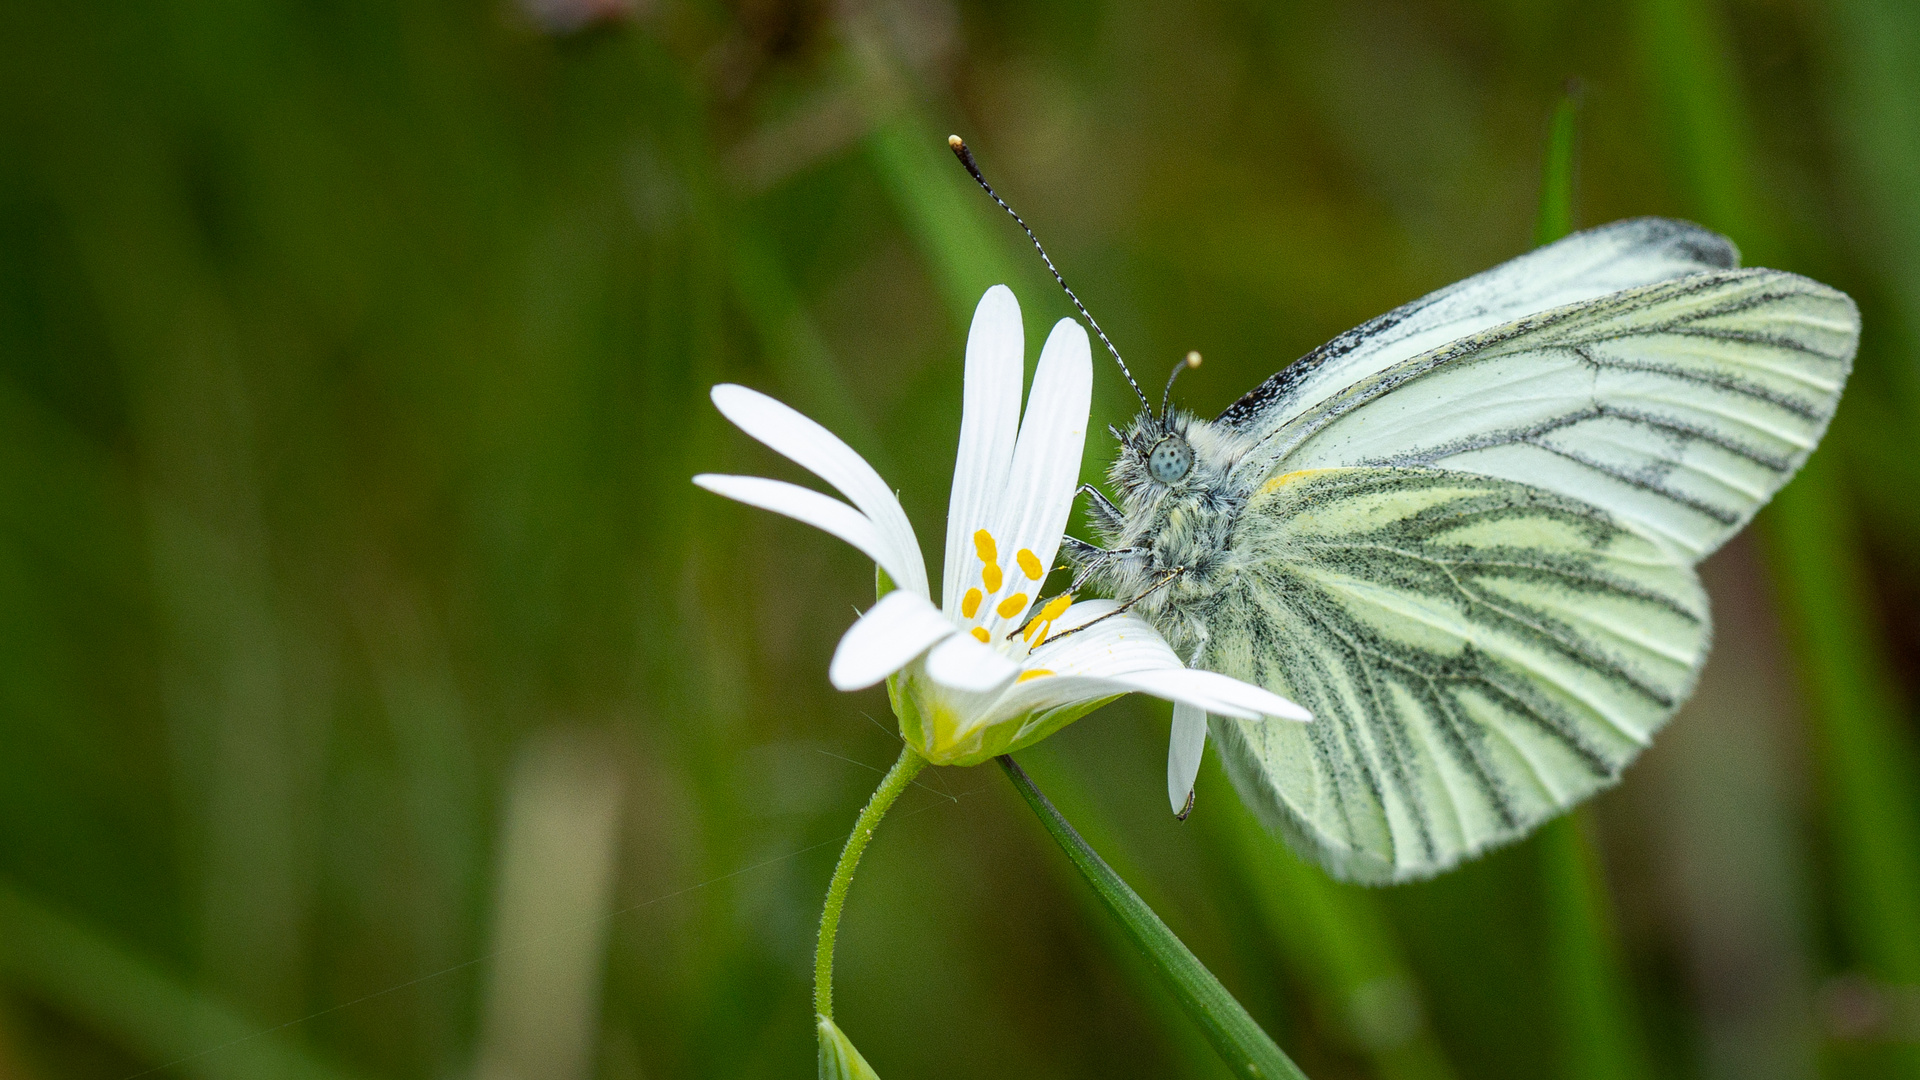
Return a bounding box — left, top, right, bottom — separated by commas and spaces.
960, 528, 1048, 636
954, 528, 1070, 656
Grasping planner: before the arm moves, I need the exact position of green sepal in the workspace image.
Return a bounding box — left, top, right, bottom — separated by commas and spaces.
817, 1014, 882, 1080
889, 671, 1119, 766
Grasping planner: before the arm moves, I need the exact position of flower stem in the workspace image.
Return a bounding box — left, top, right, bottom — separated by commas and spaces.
815, 744, 927, 1020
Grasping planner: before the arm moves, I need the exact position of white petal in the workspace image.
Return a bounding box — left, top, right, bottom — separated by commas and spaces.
829, 591, 956, 691
693, 475, 920, 592
1027, 605, 1184, 677
1003, 609, 1311, 721
1047, 598, 1122, 633
944, 286, 1024, 615
1168, 703, 1207, 816
924, 632, 1021, 693
1104, 667, 1311, 722
982, 318, 1092, 632
710, 385, 929, 597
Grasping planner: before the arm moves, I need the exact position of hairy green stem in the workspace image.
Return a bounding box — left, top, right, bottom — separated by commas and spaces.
815, 744, 927, 1019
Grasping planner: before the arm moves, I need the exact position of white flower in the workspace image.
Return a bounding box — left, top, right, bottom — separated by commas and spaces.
695, 285, 1308, 780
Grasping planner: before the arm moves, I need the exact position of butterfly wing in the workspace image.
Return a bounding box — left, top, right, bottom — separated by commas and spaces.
1216, 218, 1739, 438
1231, 268, 1857, 560
1202, 467, 1708, 883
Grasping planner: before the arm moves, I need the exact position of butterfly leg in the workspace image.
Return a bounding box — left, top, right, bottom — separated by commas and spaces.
1060, 537, 1145, 591
1059, 535, 1107, 563
1075, 483, 1125, 534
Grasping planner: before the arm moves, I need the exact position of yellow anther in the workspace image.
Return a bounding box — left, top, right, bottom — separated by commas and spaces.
971, 627, 991, 643
996, 593, 1029, 618
961, 588, 983, 619
1016, 669, 1055, 683
983, 562, 1003, 593
1022, 595, 1072, 646
1017, 548, 1043, 580
973, 529, 998, 564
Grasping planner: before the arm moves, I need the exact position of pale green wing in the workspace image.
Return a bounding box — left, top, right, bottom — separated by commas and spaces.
1203, 467, 1709, 884
1215, 218, 1739, 438
1233, 269, 1858, 561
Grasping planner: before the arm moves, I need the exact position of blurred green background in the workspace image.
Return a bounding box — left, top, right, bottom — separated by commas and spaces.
3, 1, 1920, 1078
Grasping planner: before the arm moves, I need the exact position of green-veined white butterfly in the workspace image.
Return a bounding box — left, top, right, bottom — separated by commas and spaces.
1062, 216, 1858, 884
951, 132, 1856, 884
950, 139, 1856, 883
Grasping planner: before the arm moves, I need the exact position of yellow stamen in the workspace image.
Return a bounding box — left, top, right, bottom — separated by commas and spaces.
1017, 548, 1043, 580
1021, 595, 1073, 646
973, 529, 997, 564
961, 588, 983, 619
983, 562, 1003, 593
971, 627, 991, 643
996, 593, 1029, 618
1016, 669, 1055, 682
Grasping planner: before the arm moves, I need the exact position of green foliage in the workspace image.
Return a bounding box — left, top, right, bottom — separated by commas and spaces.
1529, 86, 1653, 1080
1, 2, 1917, 1078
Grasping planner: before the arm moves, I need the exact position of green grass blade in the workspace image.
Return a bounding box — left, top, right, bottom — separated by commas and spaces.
1537, 814, 1652, 1080
1767, 454, 1920, 992
999, 756, 1309, 1080
864, 117, 1023, 324
1636, 0, 1920, 1072
726, 218, 889, 469
1012, 749, 1244, 1077
1203, 772, 1456, 1080
1822, 0, 1920, 392
0, 882, 360, 1080
1532, 90, 1580, 248
1529, 86, 1653, 1080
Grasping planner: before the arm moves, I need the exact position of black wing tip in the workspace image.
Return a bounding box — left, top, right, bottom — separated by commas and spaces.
1575, 216, 1741, 270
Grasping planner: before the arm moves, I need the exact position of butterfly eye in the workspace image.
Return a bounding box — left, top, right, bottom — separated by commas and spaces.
1148, 436, 1194, 484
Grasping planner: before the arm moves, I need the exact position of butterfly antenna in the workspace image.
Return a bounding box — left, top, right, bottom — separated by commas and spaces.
948, 135, 1153, 414
1160, 351, 1201, 422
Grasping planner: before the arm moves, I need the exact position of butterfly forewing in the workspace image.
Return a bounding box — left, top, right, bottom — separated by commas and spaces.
1203, 467, 1709, 883
1216, 218, 1739, 440
1235, 268, 1857, 561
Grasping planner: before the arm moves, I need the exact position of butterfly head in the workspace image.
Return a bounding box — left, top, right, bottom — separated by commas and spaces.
1111, 409, 1229, 500
1139, 350, 1202, 482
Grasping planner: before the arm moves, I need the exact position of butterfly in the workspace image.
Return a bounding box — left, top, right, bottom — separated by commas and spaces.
1060, 217, 1858, 884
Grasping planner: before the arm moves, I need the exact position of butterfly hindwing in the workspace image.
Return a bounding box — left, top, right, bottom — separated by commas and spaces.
1233, 267, 1857, 561
1201, 467, 1709, 883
